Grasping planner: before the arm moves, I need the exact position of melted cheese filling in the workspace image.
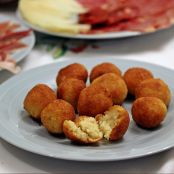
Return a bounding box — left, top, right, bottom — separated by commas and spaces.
98, 109, 119, 140
65, 117, 103, 141
78, 117, 103, 139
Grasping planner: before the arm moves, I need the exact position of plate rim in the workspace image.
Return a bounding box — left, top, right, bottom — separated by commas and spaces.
0, 58, 174, 162
0, 14, 36, 64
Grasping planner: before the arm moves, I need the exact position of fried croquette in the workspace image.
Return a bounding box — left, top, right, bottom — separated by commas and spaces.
90, 62, 122, 83
41, 99, 76, 134
123, 67, 154, 95
56, 63, 88, 86
63, 116, 103, 144
92, 73, 128, 105
132, 97, 167, 129
57, 78, 86, 110
135, 78, 171, 106
96, 105, 130, 141
77, 84, 113, 116
23, 84, 56, 120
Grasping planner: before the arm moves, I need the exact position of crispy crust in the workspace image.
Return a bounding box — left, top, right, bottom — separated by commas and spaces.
96, 105, 130, 141
56, 63, 88, 86
23, 84, 56, 119
77, 85, 113, 116
135, 78, 171, 106
109, 107, 130, 141
92, 73, 128, 105
90, 62, 122, 83
132, 97, 167, 129
57, 78, 86, 110
41, 99, 75, 134
63, 116, 103, 144
123, 67, 154, 95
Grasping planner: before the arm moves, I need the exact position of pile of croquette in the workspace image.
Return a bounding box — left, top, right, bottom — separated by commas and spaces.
23, 62, 171, 144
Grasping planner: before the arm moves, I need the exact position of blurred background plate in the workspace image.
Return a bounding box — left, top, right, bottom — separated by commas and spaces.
0, 14, 35, 65
17, 10, 141, 40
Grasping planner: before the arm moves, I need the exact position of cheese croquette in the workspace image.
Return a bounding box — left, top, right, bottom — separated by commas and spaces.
77, 85, 113, 117
63, 106, 130, 143
56, 63, 88, 86
23, 62, 171, 146
23, 84, 56, 120
123, 67, 154, 95
41, 100, 75, 134
92, 73, 128, 105
135, 78, 171, 106
90, 62, 122, 83
96, 105, 130, 141
57, 78, 86, 110
132, 97, 167, 129
63, 116, 103, 144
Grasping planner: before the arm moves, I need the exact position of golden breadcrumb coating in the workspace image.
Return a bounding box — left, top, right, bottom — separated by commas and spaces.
57, 78, 86, 110
92, 73, 128, 105
90, 62, 122, 82
23, 84, 56, 119
132, 97, 167, 129
135, 78, 171, 106
41, 99, 75, 134
77, 84, 113, 116
56, 63, 88, 86
123, 67, 154, 95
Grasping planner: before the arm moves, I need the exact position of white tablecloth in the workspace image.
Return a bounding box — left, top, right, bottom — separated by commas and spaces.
1, 9, 174, 173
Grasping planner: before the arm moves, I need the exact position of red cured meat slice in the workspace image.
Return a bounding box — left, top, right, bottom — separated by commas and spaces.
78, 0, 119, 11
122, 0, 174, 17
0, 42, 26, 52
0, 22, 20, 36
78, 0, 174, 26
0, 21, 11, 35
0, 21, 31, 73
0, 51, 7, 61
0, 29, 32, 42
87, 8, 174, 33
107, 7, 139, 25
78, 0, 122, 24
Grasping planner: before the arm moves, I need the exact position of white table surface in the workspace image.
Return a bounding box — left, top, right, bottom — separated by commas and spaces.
1, 8, 174, 174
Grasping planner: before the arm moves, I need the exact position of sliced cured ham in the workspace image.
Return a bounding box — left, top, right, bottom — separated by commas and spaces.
78, 0, 122, 24
0, 22, 20, 36
88, 8, 174, 33
78, 0, 174, 33
0, 21, 31, 73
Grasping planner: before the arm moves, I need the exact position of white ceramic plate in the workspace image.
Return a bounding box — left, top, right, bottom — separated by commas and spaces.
17, 10, 141, 39
0, 58, 174, 162
0, 14, 35, 63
